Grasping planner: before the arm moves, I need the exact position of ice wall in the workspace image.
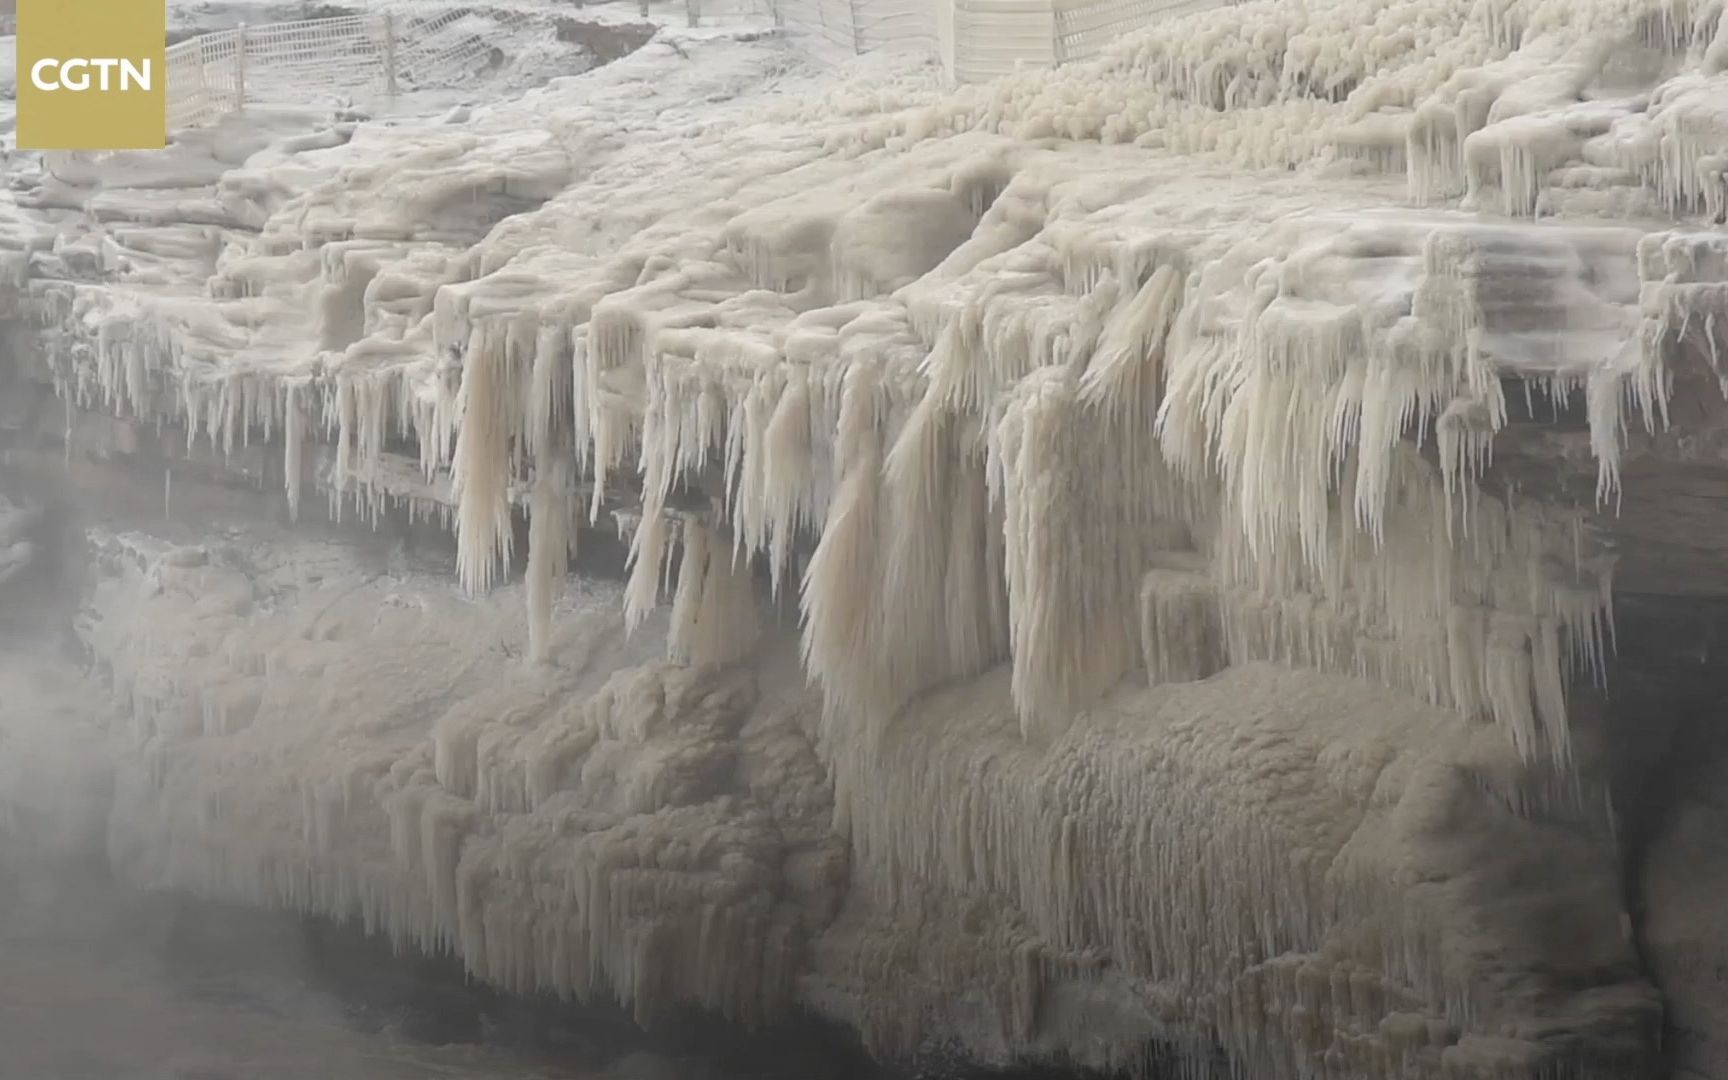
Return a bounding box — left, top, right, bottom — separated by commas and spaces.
3, 0, 1726, 1074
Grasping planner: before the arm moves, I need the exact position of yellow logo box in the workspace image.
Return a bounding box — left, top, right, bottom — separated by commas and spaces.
16, 0, 168, 150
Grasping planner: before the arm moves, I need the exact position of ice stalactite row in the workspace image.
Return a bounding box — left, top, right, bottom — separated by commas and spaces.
23, 0, 1725, 770
474, 157, 1638, 766
20, 131, 1675, 770
24, 4, 1705, 773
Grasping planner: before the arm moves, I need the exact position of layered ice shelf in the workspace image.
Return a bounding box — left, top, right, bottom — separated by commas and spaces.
4, 0, 1727, 1075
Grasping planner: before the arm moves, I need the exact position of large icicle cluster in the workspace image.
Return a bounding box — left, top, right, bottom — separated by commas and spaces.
2, 0, 1723, 1074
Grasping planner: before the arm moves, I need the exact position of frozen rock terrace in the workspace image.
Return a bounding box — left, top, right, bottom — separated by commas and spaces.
5, 0, 1728, 1076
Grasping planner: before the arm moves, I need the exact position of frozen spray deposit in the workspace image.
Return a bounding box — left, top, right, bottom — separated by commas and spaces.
4, 0, 1727, 1075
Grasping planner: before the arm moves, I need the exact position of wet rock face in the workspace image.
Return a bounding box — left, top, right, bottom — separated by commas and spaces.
1614, 597, 1728, 1080
1485, 345, 1728, 1080
1642, 768, 1728, 1080
1582, 594, 1728, 1078
554, 18, 658, 65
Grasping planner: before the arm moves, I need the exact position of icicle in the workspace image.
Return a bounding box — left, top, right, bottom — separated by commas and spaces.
284, 383, 305, 522
800, 363, 890, 719
1486, 613, 1542, 763
526, 454, 572, 664
623, 508, 672, 634
759, 373, 815, 594
451, 326, 519, 595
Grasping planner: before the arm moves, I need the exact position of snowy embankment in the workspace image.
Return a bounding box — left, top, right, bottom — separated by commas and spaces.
3, 0, 1728, 1076
0, 34, 15, 140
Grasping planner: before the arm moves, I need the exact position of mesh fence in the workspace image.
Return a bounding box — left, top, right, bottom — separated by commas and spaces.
166, 8, 539, 131
166, 31, 246, 129
1055, 0, 1243, 63
952, 0, 1055, 81
164, 0, 1243, 130
238, 16, 381, 96
760, 0, 1238, 81
391, 9, 531, 87
767, 0, 863, 51
854, 0, 943, 54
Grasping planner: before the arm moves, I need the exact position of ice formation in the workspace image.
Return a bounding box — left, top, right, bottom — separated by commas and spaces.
3, 0, 1727, 1073
37, 519, 1650, 1079
71, 530, 840, 1031
0, 495, 39, 591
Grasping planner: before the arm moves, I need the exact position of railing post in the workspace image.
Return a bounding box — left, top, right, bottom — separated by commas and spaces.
938, 0, 958, 83
233, 23, 247, 114
382, 13, 399, 97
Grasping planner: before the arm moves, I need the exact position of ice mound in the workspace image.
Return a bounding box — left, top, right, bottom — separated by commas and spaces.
813, 662, 1657, 1076
75, 528, 844, 1030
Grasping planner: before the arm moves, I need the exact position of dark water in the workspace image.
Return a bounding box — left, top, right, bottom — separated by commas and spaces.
0, 857, 899, 1080
0, 850, 1140, 1080
0, 868, 615, 1080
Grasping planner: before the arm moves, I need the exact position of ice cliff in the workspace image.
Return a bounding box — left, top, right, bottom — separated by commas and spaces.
4, 0, 1728, 1075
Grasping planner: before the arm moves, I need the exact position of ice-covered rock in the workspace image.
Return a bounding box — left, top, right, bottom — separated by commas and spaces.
0, 493, 40, 592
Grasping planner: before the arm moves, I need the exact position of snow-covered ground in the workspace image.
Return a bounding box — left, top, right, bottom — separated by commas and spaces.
0, 34, 14, 143
0, 0, 764, 151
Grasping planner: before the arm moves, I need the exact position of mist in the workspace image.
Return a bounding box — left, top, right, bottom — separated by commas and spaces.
0, 470, 883, 1080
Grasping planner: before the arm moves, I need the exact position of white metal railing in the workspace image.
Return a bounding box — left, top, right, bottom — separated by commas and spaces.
952, 0, 1057, 81
166, 29, 245, 129
166, 9, 518, 131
